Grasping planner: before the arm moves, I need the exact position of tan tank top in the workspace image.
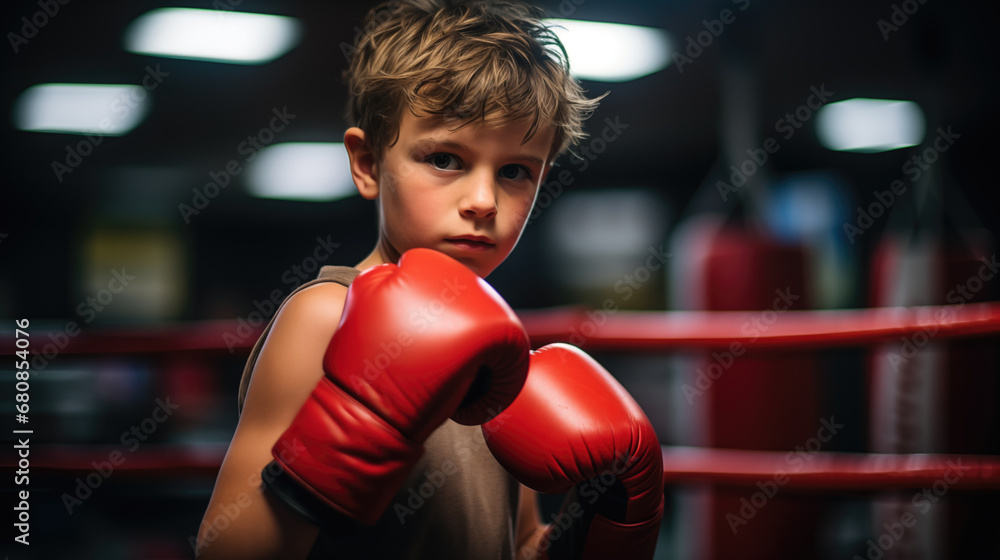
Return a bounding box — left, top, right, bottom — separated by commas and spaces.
237, 265, 520, 559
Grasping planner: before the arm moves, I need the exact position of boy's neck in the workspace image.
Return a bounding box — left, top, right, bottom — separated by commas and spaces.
355, 237, 400, 272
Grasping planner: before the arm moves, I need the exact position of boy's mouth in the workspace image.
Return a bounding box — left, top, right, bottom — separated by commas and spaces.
445, 235, 495, 251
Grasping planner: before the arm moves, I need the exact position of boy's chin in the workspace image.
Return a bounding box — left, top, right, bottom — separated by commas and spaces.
450, 255, 493, 278
454, 253, 504, 278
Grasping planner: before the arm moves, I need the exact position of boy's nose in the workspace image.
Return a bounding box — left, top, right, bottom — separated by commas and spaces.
459, 172, 498, 219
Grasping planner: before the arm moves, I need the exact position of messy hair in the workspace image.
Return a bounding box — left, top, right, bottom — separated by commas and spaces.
344, 0, 602, 163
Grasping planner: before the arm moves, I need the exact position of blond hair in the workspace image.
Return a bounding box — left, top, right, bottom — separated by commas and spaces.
344, 0, 602, 163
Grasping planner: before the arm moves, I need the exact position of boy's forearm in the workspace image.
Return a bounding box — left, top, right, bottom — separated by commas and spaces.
196, 460, 322, 560
195, 500, 320, 560
516, 522, 550, 560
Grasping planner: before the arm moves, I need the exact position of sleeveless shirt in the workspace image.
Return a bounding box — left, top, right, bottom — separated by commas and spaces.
236, 265, 520, 559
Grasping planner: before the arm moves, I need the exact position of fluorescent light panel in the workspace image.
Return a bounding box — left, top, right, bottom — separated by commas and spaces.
13, 83, 149, 135
543, 19, 671, 81
247, 143, 355, 201
817, 98, 925, 153
124, 8, 301, 64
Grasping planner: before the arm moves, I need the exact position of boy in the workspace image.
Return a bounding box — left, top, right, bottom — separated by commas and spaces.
196, 1, 662, 558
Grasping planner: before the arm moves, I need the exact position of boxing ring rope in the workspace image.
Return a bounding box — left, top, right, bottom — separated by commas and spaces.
518, 301, 1000, 350
3, 302, 998, 356
659, 447, 1000, 491
16, 444, 1000, 492
4, 301, 1000, 490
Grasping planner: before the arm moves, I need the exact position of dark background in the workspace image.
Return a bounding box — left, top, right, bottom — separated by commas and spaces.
1, 0, 998, 559
2, 0, 998, 318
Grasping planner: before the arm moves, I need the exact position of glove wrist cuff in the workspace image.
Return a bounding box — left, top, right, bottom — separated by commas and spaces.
263, 460, 357, 529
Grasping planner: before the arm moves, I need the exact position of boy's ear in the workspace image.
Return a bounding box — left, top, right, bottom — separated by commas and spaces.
344, 127, 379, 200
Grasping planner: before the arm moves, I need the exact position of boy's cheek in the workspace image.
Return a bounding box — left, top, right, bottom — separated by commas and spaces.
382, 162, 417, 186
507, 196, 535, 226
521, 184, 542, 217
393, 158, 421, 181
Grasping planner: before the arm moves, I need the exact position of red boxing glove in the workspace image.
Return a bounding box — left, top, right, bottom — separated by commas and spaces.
265, 248, 530, 525
483, 343, 664, 559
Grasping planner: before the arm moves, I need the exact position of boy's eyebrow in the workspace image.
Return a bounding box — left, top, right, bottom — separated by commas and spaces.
416, 137, 546, 168
508, 154, 547, 168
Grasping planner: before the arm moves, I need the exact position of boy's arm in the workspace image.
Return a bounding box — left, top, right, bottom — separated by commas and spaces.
261, 248, 530, 525
195, 282, 350, 560
516, 484, 547, 556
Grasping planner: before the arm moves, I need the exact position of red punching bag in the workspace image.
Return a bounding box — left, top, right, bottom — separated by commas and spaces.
670, 214, 822, 560
869, 227, 998, 560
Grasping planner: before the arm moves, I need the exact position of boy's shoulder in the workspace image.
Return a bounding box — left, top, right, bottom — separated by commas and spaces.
277, 279, 350, 331
277, 263, 360, 323
237, 279, 350, 416
257, 268, 356, 351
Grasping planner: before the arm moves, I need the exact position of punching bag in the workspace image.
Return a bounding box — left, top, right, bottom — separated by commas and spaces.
670, 214, 822, 560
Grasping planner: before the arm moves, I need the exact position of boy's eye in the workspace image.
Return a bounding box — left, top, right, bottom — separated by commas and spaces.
500, 164, 531, 181
427, 153, 460, 170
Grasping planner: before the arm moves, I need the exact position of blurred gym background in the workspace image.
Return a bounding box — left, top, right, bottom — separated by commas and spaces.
1, 0, 998, 558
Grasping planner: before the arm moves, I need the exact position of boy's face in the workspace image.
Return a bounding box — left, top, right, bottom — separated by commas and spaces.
367, 112, 554, 277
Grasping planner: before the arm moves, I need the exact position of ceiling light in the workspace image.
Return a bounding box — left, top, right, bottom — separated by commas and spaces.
816, 98, 925, 153
247, 143, 355, 201
543, 19, 672, 82
13, 83, 149, 135
124, 8, 301, 64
